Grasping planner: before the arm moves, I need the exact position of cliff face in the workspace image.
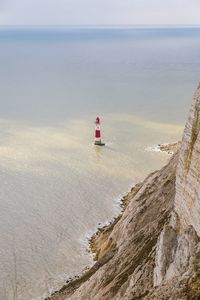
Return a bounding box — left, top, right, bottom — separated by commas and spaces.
175, 83, 200, 235
50, 84, 200, 300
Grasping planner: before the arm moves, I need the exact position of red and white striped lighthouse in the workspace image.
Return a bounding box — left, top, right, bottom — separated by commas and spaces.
94, 116, 105, 146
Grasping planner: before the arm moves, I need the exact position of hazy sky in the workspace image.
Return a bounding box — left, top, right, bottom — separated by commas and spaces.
0, 0, 200, 26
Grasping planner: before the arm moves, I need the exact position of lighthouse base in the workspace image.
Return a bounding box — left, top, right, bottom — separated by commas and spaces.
94, 141, 105, 146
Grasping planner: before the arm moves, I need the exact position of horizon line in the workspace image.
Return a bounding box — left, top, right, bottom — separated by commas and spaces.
0, 24, 200, 29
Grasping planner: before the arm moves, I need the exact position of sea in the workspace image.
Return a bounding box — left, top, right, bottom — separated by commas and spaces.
0, 26, 200, 300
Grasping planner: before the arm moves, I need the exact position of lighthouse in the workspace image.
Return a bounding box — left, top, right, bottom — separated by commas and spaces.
94, 116, 105, 146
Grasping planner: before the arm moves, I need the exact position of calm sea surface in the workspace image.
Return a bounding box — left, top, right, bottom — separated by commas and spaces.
0, 27, 200, 299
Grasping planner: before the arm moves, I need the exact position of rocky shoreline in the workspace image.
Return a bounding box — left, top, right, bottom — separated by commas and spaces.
46, 141, 180, 300
146, 141, 181, 154
45, 180, 144, 300
89, 181, 144, 262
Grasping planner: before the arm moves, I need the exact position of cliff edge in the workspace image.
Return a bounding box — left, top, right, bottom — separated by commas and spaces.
50, 84, 200, 300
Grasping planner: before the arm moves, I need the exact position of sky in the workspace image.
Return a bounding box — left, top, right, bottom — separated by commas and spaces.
0, 0, 200, 26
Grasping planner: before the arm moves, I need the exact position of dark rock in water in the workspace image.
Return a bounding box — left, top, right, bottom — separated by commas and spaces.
95, 143, 105, 146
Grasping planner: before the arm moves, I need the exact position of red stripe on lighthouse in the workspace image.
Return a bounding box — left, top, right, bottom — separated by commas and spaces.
95, 130, 101, 138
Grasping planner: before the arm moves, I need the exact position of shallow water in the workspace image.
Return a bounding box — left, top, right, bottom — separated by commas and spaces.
0, 27, 200, 300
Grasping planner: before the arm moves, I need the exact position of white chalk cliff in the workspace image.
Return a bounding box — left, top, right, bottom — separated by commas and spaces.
50, 84, 200, 300
175, 83, 200, 235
